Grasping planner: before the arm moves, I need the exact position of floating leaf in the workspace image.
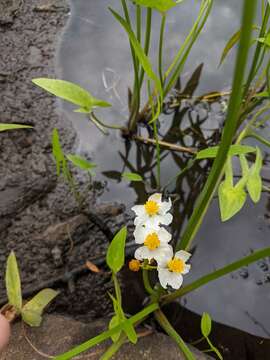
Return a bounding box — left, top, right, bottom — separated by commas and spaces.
106, 227, 127, 274
0, 123, 32, 132
122, 172, 143, 182
32, 78, 110, 113
196, 144, 255, 160
22, 289, 59, 327
66, 154, 96, 172
201, 312, 212, 337
247, 148, 262, 203
5, 252, 22, 312
130, 0, 178, 13
109, 9, 162, 96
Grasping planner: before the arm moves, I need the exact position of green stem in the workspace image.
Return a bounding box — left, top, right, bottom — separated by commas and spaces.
153, 121, 161, 189
158, 14, 166, 89
154, 309, 196, 360
113, 273, 122, 305
139, 8, 152, 88
162, 246, 270, 305
142, 263, 154, 295
100, 335, 126, 360
176, 0, 257, 252
55, 303, 159, 360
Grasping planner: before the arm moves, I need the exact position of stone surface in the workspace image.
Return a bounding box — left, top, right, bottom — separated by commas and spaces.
1, 315, 213, 359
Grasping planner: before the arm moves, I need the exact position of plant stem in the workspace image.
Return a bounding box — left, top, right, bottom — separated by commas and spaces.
176, 0, 257, 252
154, 309, 196, 360
100, 334, 126, 360
139, 8, 152, 88
158, 14, 166, 89
133, 135, 196, 154
142, 267, 154, 295
153, 121, 161, 189
162, 246, 270, 305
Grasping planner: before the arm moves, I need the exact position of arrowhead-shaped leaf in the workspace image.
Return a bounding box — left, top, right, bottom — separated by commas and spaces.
218, 181, 247, 222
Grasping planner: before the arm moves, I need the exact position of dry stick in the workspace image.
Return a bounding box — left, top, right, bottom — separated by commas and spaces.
133, 135, 196, 154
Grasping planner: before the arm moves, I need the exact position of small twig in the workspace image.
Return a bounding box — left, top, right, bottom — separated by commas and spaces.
133, 135, 196, 154
21, 322, 54, 359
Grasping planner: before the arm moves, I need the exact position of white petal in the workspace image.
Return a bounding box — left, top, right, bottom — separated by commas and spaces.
182, 264, 191, 275
167, 272, 183, 289
159, 198, 172, 215
149, 193, 162, 205
134, 213, 148, 227
157, 227, 172, 244
133, 226, 147, 244
157, 213, 173, 226
131, 205, 145, 217
158, 268, 172, 289
156, 247, 173, 268
143, 216, 161, 229
134, 246, 150, 261
175, 250, 192, 263
135, 244, 173, 263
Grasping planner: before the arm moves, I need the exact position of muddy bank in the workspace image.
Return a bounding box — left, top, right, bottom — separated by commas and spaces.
0, 0, 130, 321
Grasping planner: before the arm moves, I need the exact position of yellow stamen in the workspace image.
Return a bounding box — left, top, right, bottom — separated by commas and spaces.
129, 259, 141, 272
167, 258, 184, 273
144, 233, 160, 250
144, 200, 159, 216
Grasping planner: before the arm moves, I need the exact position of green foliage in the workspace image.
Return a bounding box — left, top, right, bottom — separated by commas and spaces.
32, 78, 110, 113
196, 144, 255, 160
66, 154, 96, 172
246, 147, 263, 203
130, 0, 179, 13
22, 289, 59, 327
219, 29, 241, 66
122, 172, 143, 182
0, 123, 33, 132
257, 33, 270, 47
109, 8, 162, 96
106, 227, 127, 274
5, 251, 22, 312
201, 312, 212, 337
52, 128, 67, 177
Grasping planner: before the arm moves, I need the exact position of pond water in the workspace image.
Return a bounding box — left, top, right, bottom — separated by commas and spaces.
56, 0, 270, 338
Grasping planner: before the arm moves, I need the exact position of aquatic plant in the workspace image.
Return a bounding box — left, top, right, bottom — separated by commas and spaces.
23, 0, 270, 358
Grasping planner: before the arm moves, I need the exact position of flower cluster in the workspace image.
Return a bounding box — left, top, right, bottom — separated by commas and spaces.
131, 193, 191, 290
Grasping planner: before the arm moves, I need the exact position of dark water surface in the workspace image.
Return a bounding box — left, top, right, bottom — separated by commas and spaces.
56, 0, 270, 338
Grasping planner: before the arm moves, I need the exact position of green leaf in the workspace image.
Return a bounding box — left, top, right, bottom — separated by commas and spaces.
122, 321, 137, 344
257, 33, 270, 47
253, 91, 270, 98
22, 289, 59, 327
201, 312, 212, 337
218, 181, 247, 222
122, 172, 143, 182
130, 0, 178, 13
106, 227, 127, 274
5, 251, 22, 312
247, 147, 262, 203
196, 145, 256, 160
66, 154, 96, 172
32, 78, 110, 113
52, 128, 65, 176
109, 315, 121, 343
219, 29, 241, 66
109, 9, 162, 96
0, 123, 33, 132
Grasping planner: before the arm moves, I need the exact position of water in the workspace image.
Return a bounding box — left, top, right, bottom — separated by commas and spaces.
56, 0, 270, 337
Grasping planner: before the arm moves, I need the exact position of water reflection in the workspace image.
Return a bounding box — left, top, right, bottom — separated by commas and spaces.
57, 0, 270, 337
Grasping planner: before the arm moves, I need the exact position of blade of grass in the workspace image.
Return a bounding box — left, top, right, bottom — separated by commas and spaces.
139, 8, 152, 88
177, 0, 257, 251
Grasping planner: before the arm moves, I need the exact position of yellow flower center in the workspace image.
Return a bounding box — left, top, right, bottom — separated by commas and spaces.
167, 258, 184, 273
144, 233, 160, 250
144, 200, 159, 216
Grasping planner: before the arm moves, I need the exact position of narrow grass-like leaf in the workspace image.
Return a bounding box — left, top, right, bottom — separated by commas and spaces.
219, 29, 241, 66
5, 251, 22, 312
32, 78, 110, 113
109, 9, 162, 96
106, 227, 127, 274
122, 172, 143, 182
66, 154, 96, 171
22, 289, 59, 327
52, 128, 65, 176
0, 124, 33, 132
130, 0, 177, 13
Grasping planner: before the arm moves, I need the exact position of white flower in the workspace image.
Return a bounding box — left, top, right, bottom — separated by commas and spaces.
134, 225, 172, 262
157, 249, 191, 290
131, 193, 172, 229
